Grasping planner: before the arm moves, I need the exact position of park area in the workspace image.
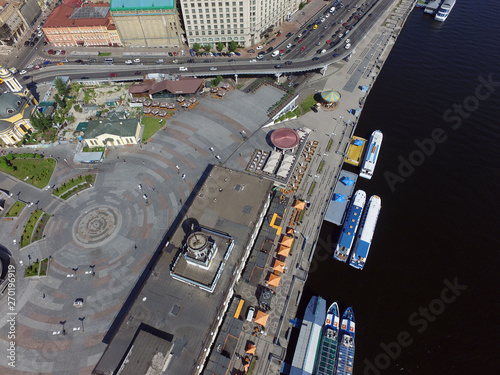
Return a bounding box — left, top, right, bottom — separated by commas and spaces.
5, 201, 26, 217
0, 153, 56, 188
141, 117, 164, 142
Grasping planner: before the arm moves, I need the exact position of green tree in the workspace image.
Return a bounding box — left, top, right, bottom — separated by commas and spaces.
203, 44, 212, 52
54, 93, 65, 110
192, 43, 201, 52
228, 40, 238, 52
54, 77, 69, 97
30, 112, 53, 131
216, 42, 224, 52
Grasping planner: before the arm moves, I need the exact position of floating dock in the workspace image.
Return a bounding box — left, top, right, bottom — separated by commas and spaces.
323, 170, 358, 226
424, 0, 442, 14
344, 136, 367, 166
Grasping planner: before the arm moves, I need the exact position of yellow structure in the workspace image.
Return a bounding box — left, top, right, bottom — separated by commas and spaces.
345, 136, 367, 166
0, 64, 37, 145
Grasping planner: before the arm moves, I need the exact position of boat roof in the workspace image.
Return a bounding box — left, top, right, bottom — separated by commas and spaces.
324, 170, 358, 225
353, 240, 370, 258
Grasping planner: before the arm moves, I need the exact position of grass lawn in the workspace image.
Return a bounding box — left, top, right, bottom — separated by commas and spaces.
5, 201, 26, 217
21, 209, 43, 248
25, 262, 39, 277
53, 175, 87, 197
299, 94, 318, 115
141, 117, 164, 142
308, 181, 316, 196
1, 158, 56, 188
39, 258, 49, 276
32, 213, 50, 242
54, 174, 96, 200
82, 146, 105, 152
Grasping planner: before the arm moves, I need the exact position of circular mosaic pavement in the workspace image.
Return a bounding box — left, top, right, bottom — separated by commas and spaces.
73, 206, 122, 246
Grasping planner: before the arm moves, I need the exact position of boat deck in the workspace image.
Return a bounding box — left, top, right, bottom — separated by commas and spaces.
344, 136, 367, 166
323, 170, 358, 225
316, 329, 338, 375
424, 0, 442, 13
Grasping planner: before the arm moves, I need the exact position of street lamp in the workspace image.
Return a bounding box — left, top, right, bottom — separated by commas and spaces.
79, 317, 85, 332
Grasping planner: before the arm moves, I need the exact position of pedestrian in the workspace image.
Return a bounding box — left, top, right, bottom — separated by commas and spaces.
134, 245, 137, 249
142, 161, 145, 165
42, 293, 45, 299
117, 156, 119, 159
123, 159, 125, 162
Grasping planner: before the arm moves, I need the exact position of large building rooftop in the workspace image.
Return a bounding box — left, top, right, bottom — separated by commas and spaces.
94, 166, 274, 375
110, 0, 174, 11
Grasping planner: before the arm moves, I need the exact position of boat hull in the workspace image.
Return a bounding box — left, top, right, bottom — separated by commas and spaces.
359, 130, 383, 180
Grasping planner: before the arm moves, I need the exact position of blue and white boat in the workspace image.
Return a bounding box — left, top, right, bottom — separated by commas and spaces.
334, 190, 366, 263
349, 195, 382, 270
315, 302, 340, 375
359, 130, 383, 180
435, 0, 455, 21
335, 307, 355, 375
290, 296, 326, 375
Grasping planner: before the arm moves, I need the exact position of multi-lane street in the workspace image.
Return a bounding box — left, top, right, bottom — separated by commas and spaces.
13, 0, 392, 83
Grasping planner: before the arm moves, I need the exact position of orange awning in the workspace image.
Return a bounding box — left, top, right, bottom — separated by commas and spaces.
272, 259, 286, 272
267, 273, 281, 287
246, 343, 256, 355
286, 227, 295, 235
255, 310, 269, 327
280, 236, 293, 247
294, 200, 306, 210
277, 245, 290, 257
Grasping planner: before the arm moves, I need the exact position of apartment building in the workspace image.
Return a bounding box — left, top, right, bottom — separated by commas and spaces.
179, 0, 302, 48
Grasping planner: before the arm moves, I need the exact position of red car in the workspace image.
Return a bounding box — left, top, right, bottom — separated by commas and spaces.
279, 48, 285, 54
47, 49, 53, 54
110, 73, 118, 77
298, 39, 303, 43
173, 51, 177, 56
276, 32, 281, 37
300, 46, 306, 51
33, 65, 41, 70
326, 39, 331, 44
60, 50, 65, 55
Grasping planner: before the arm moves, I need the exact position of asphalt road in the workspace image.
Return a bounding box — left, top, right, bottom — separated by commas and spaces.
14, 0, 392, 82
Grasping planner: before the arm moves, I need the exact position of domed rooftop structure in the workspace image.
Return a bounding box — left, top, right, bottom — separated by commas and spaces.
271, 128, 300, 150
0, 93, 27, 120
320, 90, 341, 103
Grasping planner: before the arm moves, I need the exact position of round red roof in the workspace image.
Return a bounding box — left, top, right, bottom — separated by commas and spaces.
271, 128, 300, 149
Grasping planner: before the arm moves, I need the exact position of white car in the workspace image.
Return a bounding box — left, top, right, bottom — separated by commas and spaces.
179, 67, 188, 71
249, 59, 257, 63
19, 70, 27, 75
210, 67, 217, 71
25, 64, 34, 69
133, 58, 141, 63
325, 13, 330, 18
125, 60, 133, 65
320, 18, 325, 23
345, 43, 351, 50
345, 39, 351, 44
256, 46, 263, 50
286, 43, 292, 48
37, 31, 43, 37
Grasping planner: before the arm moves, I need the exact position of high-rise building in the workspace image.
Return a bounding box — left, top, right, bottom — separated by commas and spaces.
110, 0, 184, 48
179, 0, 302, 48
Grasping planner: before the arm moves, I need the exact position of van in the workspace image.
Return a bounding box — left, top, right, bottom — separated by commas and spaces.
246, 306, 255, 322
272, 50, 280, 57
103, 57, 114, 64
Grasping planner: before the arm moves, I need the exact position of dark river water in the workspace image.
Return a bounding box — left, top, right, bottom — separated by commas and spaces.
300, 2, 500, 374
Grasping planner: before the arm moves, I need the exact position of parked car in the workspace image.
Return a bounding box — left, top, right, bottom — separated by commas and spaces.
19, 69, 27, 75
300, 46, 306, 51
60, 50, 65, 55
42, 60, 51, 65
248, 49, 255, 53
312, 57, 320, 61
286, 32, 293, 38
286, 43, 292, 49
285, 61, 292, 65
256, 45, 263, 50
24, 41, 30, 46
125, 60, 133, 65
134, 71, 142, 75
133, 58, 141, 63
179, 67, 188, 71
33, 65, 41, 69
22, 75, 31, 80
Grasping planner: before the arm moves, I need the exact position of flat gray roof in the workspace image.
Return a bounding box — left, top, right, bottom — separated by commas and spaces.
323, 170, 358, 225
94, 166, 273, 375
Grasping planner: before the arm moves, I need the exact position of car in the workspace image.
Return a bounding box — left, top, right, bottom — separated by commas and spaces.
294, 36, 300, 41
23, 75, 31, 80
134, 71, 142, 75
33, 65, 41, 69
75, 59, 83, 64
320, 18, 325, 23
30, 42, 35, 47
286, 32, 293, 38
256, 45, 263, 50
55, 50, 61, 55
298, 33, 302, 37
311, 106, 319, 113
276, 31, 281, 37
42, 60, 51, 65
302, 30, 308, 35
19, 69, 27, 75
47, 49, 54, 54
209, 52, 213, 57
80, 76, 89, 79
24, 41, 30, 46
33, 37, 39, 43
228, 59, 236, 62
60, 50, 65, 55
285, 61, 292, 65
301, 46, 306, 51
321, 49, 327, 54
203, 59, 210, 63
25, 64, 34, 69
319, 35, 325, 39
125, 60, 133, 64
326, 39, 331, 44
286, 49, 292, 54
168, 52, 173, 56
317, 42, 321, 46
312, 56, 320, 61
330, 42, 335, 47
90, 59, 97, 63
187, 59, 195, 63
298, 39, 303, 43
287, 81, 294, 87
286, 43, 292, 49
57, 62, 64, 65
338, 33, 344, 38
110, 73, 118, 77
235, 52, 241, 56
313, 25, 318, 30
248, 49, 255, 53
43, 41, 48, 45
275, 64, 282, 68
179, 67, 188, 71
249, 59, 257, 63
266, 47, 273, 53
333, 53, 339, 57
37, 31, 43, 37
173, 51, 177, 56
210, 67, 217, 71
271, 37, 276, 42
61, 59, 68, 63
345, 43, 351, 49
133, 58, 141, 63
345, 39, 350, 44
326, 13, 330, 18
279, 48, 285, 54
